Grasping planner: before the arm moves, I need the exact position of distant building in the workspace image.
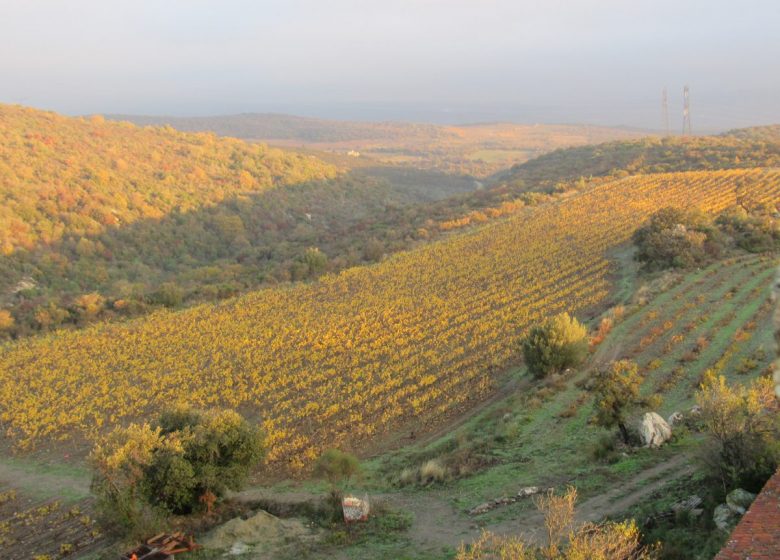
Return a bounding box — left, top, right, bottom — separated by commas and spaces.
347, 150, 360, 157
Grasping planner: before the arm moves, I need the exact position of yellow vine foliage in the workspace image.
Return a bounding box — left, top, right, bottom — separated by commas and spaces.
0, 168, 778, 470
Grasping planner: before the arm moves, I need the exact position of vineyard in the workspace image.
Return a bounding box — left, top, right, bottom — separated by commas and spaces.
0, 168, 778, 470
0, 486, 104, 559
374, 252, 779, 535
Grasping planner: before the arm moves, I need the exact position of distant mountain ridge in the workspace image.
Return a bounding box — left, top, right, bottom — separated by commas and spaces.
723, 124, 780, 143
106, 112, 649, 176
106, 112, 448, 143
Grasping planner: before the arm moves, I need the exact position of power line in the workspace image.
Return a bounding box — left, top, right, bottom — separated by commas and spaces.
662, 87, 670, 136
682, 85, 692, 136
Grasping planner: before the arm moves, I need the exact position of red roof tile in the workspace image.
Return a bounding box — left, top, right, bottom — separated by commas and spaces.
716, 468, 780, 560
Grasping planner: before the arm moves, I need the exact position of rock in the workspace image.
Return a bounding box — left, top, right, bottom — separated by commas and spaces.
517, 486, 540, 498
229, 542, 251, 556
713, 503, 740, 532
667, 411, 684, 426
672, 495, 703, 512
638, 412, 673, 448
201, 509, 317, 552
469, 502, 492, 515
726, 488, 756, 515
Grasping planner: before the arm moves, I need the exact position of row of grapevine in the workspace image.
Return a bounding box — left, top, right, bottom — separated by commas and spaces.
0, 168, 777, 469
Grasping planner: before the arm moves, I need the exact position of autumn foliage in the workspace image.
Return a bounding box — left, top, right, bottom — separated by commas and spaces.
0, 169, 778, 471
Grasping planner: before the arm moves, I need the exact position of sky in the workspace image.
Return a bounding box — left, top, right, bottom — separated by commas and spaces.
1, 0, 778, 131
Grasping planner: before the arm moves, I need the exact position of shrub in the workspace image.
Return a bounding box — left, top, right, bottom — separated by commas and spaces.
397, 467, 417, 487
715, 205, 780, 253
589, 433, 620, 464
90, 407, 263, 532
558, 401, 579, 419
633, 207, 720, 270
147, 282, 184, 307
695, 372, 778, 492
456, 486, 657, 559
419, 459, 447, 485
314, 449, 361, 488
592, 360, 647, 445
0, 310, 14, 336
589, 316, 614, 347
735, 357, 758, 375
522, 312, 588, 378
610, 304, 626, 321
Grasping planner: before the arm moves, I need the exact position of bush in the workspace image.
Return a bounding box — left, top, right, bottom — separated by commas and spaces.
147, 282, 184, 307
522, 312, 588, 378
456, 487, 657, 559
633, 207, 720, 270
715, 205, 780, 253
90, 407, 264, 532
314, 449, 361, 487
419, 459, 448, 485
592, 360, 646, 445
695, 372, 778, 492
589, 432, 620, 464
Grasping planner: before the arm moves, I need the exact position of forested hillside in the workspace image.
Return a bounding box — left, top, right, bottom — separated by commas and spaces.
723, 124, 780, 143
1, 168, 777, 469
0, 106, 462, 337
494, 134, 780, 192
0, 105, 337, 254
2, 108, 779, 341
423, 132, 780, 230
109, 112, 448, 143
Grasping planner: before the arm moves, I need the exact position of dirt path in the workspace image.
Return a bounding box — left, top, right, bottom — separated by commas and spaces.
488, 453, 695, 542
575, 453, 693, 523
236, 486, 479, 556
235, 453, 694, 555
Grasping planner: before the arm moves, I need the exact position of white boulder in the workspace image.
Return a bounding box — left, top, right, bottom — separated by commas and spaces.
726, 488, 756, 515
713, 503, 739, 532
667, 411, 684, 426
639, 412, 672, 448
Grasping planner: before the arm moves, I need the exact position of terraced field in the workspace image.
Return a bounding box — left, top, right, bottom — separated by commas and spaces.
0, 169, 778, 471
423, 254, 779, 511
0, 485, 104, 560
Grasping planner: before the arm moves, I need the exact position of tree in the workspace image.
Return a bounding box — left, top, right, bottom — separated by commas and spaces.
593, 360, 646, 445
0, 310, 14, 335
522, 313, 588, 378
696, 371, 778, 492
91, 407, 264, 532
633, 207, 719, 270
301, 247, 328, 277
74, 292, 106, 321
313, 448, 361, 522
148, 282, 184, 308
715, 205, 780, 253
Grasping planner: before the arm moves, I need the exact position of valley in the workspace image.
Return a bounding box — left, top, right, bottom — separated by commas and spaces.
0, 106, 777, 560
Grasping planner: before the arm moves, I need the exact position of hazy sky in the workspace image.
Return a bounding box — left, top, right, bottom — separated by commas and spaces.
1, 0, 778, 130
